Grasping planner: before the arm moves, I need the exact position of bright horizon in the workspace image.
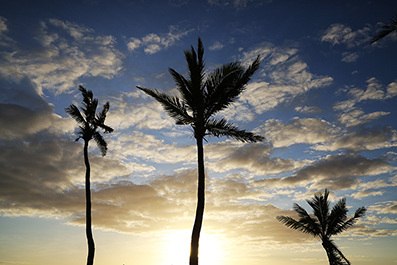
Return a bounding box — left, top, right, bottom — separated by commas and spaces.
1, 1, 397, 265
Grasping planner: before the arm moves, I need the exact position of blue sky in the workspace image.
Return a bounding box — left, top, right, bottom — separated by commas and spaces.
0, 1, 397, 265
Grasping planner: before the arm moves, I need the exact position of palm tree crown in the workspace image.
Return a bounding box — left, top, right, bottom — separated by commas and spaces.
137, 37, 263, 143
277, 189, 366, 265
66, 85, 114, 155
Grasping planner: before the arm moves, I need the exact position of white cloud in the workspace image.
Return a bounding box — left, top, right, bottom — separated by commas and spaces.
321, 23, 372, 48
0, 19, 124, 95
333, 78, 397, 127
341, 52, 359, 63
209, 41, 224, 51
237, 42, 333, 116
127, 26, 193, 54
295, 106, 321, 114
337, 109, 389, 127
259, 118, 336, 148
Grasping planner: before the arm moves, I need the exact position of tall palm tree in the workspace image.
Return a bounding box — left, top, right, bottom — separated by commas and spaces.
66, 85, 114, 265
137, 38, 263, 265
371, 14, 397, 44
277, 189, 366, 265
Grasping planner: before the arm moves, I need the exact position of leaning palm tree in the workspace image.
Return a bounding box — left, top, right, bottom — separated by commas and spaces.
371, 14, 397, 44
66, 85, 114, 265
277, 189, 366, 265
137, 38, 263, 265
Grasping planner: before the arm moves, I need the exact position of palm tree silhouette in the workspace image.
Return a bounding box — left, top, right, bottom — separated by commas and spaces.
137, 37, 263, 265
277, 189, 366, 265
371, 14, 397, 44
66, 85, 114, 265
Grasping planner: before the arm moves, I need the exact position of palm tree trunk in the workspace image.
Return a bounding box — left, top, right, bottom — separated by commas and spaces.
84, 141, 95, 265
190, 136, 205, 265
322, 240, 335, 265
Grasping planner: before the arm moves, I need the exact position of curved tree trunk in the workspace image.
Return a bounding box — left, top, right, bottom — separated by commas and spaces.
84, 141, 95, 265
190, 136, 205, 265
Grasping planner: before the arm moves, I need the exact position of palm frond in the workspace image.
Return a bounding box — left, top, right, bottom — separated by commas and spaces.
92, 131, 108, 156
137, 86, 194, 125
96, 101, 110, 124
371, 14, 397, 44
277, 215, 319, 237
65, 104, 86, 125
292, 203, 322, 236
326, 198, 348, 236
307, 190, 330, 235
204, 62, 246, 118
168, 68, 195, 109
205, 118, 263, 142
332, 206, 366, 236
184, 38, 205, 97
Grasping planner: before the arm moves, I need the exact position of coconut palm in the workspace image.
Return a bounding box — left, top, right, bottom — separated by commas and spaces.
371, 14, 397, 44
65, 85, 114, 265
137, 38, 263, 265
277, 189, 366, 265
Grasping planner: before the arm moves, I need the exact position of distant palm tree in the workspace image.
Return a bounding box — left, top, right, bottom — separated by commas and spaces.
137, 38, 263, 265
277, 189, 366, 265
66, 85, 114, 265
371, 14, 397, 44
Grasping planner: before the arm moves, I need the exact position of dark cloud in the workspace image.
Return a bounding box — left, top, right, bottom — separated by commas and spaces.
254, 153, 393, 189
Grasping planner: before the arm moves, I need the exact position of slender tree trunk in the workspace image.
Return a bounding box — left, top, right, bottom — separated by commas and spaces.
84, 141, 95, 265
190, 136, 205, 265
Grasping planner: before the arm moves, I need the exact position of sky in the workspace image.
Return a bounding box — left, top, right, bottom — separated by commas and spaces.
0, 0, 397, 264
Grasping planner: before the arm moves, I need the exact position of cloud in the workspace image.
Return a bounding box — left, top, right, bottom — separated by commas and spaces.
341, 52, 359, 63
259, 118, 335, 148
333, 78, 396, 127
209, 41, 224, 51
207, 0, 270, 8
314, 126, 397, 152
254, 153, 393, 190
106, 91, 175, 130
237, 42, 333, 116
126, 26, 193, 54
294, 106, 322, 114
0, 18, 123, 95
110, 131, 196, 165
0, 77, 75, 139
321, 23, 372, 48
206, 142, 303, 175
337, 109, 389, 127
368, 201, 397, 214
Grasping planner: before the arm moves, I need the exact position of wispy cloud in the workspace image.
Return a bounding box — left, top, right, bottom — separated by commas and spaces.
237, 42, 333, 117
209, 41, 224, 51
126, 26, 193, 54
321, 23, 372, 48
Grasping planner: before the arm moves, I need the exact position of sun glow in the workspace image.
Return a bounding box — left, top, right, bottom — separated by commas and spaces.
162, 229, 225, 265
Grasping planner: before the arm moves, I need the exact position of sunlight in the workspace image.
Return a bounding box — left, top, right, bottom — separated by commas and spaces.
162, 229, 224, 265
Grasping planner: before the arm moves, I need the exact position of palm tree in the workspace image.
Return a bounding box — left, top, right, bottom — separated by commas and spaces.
65, 85, 114, 265
277, 189, 366, 265
371, 14, 397, 44
137, 37, 263, 265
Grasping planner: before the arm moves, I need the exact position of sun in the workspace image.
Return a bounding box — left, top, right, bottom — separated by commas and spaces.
162, 229, 225, 265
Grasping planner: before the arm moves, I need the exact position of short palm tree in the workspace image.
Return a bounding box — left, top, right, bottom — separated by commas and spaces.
277, 189, 366, 265
66, 85, 114, 265
371, 14, 397, 44
137, 38, 263, 265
